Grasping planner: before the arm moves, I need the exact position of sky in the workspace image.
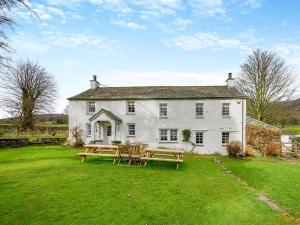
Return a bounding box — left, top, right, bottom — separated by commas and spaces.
2, 0, 300, 116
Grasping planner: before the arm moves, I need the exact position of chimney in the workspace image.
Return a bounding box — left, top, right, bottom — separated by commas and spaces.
226, 72, 235, 88
90, 75, 100, 89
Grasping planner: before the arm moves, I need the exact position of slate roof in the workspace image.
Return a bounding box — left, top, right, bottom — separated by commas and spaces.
68, 86, 245, 100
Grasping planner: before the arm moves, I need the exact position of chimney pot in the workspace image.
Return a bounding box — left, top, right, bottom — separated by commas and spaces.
93, 75, 97, 81
226, 72, 235, 88
228, 72, 232, 79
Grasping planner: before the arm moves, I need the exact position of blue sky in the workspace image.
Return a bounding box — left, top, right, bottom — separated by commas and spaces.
4, 0, 300, 114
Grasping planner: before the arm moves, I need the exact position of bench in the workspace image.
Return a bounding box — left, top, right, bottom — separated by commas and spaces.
78, 152, 118, 164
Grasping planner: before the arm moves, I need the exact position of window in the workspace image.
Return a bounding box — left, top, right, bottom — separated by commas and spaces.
160, 129, 168, 141
222, 103, 230, 117
86, 123, 91, 136
170, 129, 178, 141
222, 132, 230, 145
196, 103, 204, 117
196, 132, 203, 145
88, 101, 95, 113
107, 125, 111, 137
128, 124, 135, 136
127, 101, 135, 114
160, 103, 168, 118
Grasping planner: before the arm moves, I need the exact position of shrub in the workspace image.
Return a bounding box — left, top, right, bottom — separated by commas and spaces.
70, 126, 84, 147
245, 145, 254, 156
227, 141, 242, 157
182, 129, 191, 142
266, 142, 281, 156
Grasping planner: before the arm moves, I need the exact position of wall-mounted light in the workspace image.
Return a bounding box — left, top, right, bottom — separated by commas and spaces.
236, 98, 241, 104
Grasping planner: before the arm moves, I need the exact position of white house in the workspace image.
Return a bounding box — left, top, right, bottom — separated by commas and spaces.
68, 73, 246, 154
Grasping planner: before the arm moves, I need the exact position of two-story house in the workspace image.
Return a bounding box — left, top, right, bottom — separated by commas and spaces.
68, 73, 246, 154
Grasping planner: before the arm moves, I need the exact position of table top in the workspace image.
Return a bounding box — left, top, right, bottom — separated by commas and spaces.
144, 148, 184, 154
83, 144, 118, 149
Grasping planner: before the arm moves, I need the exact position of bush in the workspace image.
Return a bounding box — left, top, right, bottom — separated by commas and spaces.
245, 145, 254, 156
266, 142, 281, 156
182, 129, 191, 142
246, 124, 281, 155
227, 141, 242, 157
70, 126, 84, 147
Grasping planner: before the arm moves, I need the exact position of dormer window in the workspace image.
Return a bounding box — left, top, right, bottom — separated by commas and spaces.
127, 101, 135, 114
87, 101, 95, 113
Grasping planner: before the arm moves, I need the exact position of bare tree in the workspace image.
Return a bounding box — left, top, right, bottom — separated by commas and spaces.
0, 60, 57, 131
0, 0, 34, 69
236, 49, 297, 121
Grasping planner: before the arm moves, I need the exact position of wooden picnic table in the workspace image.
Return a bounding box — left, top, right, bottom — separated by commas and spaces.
142, 148, 184, 170
79, 144, 119, 164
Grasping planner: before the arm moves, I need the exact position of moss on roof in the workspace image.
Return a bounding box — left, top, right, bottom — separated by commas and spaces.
68, 86, 245, 100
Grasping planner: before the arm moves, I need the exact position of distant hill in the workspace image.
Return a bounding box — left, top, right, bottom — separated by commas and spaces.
0, 114, 68, 124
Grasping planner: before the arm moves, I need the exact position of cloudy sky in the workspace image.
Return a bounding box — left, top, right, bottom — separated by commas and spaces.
4, 0, 300, 115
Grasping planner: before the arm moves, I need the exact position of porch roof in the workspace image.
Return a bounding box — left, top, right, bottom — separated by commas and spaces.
89, 108, 122, 123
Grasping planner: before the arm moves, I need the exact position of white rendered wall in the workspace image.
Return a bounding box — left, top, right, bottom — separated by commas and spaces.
68, 98, 246, 155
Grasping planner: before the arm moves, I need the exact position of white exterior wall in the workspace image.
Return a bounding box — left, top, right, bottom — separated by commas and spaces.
68, 98, 246, 155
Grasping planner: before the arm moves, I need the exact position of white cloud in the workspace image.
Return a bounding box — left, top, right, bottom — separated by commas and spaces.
111, 20, 146, 30
187, 0, 225, 16
274, 43, 300, 68
163, 32, 241, 51
173, 18, 192, 31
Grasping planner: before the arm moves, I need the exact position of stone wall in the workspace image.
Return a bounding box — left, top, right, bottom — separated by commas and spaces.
0, 137, 67, 148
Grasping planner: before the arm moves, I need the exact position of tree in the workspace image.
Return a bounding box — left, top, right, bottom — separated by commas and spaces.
0, 0, 33, 69
236, 49, 297, 121
0, 60, 57, 131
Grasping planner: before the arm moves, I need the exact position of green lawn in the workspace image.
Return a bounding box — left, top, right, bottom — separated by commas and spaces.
282, 124, 300, 135
0, 146, 295, 225
224, 157, 300, 218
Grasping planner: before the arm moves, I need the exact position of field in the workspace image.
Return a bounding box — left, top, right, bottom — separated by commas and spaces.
0, 146, 299, 225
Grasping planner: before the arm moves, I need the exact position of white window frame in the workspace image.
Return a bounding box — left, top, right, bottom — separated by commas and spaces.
86, 123, 91, 136
195, 131, 204, 145
127, 101, 135, 114
87, 101, 96, 114
170, 129, 178, 141
128, 123, 136, 136
222, 132, 230, 145
196, 103, 204, 118
160, 129, 168, 141
159, 103, 168, 118
222, 103, 230, 117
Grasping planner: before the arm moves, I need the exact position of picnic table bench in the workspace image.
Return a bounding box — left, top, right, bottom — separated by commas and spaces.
141, 148, 184, 170
78, 144, 119, 164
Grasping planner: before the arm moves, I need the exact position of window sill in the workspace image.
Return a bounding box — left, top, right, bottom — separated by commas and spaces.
195, 144, 204, 146
126, 113, 136, 115
127, 135, 136, 137
159, 141, 178, 144
159, 117, 168, 119
222, 116, 231, 119
195, 116, 204, 119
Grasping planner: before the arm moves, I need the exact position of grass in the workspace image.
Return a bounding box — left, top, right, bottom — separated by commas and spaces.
223, 157, 300, 218
0, 146, 296, 225
282, 124, 300, 135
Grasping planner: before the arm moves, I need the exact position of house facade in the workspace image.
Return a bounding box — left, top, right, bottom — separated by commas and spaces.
68, 74, 246, 155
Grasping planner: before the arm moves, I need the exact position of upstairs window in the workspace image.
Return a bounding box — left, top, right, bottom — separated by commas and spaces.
222, 103, 230, 117
107, 125, 112, 137
127, 101, 135, 114
128, 123, 136, 136
86, 123, 91, 136
196, 103, 204, 118
159, 103, 168, 118
88, 101, 95, 113
195, 132, 203, 145
222, 132, 230, 145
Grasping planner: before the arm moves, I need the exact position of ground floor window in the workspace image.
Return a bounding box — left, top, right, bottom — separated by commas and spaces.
195, 132, 203, 145
128, 123, 136, 136
86, 123, 91, 136
107, 125, 111, 137
222, 132, 229, 145
160, 129, 178, 142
